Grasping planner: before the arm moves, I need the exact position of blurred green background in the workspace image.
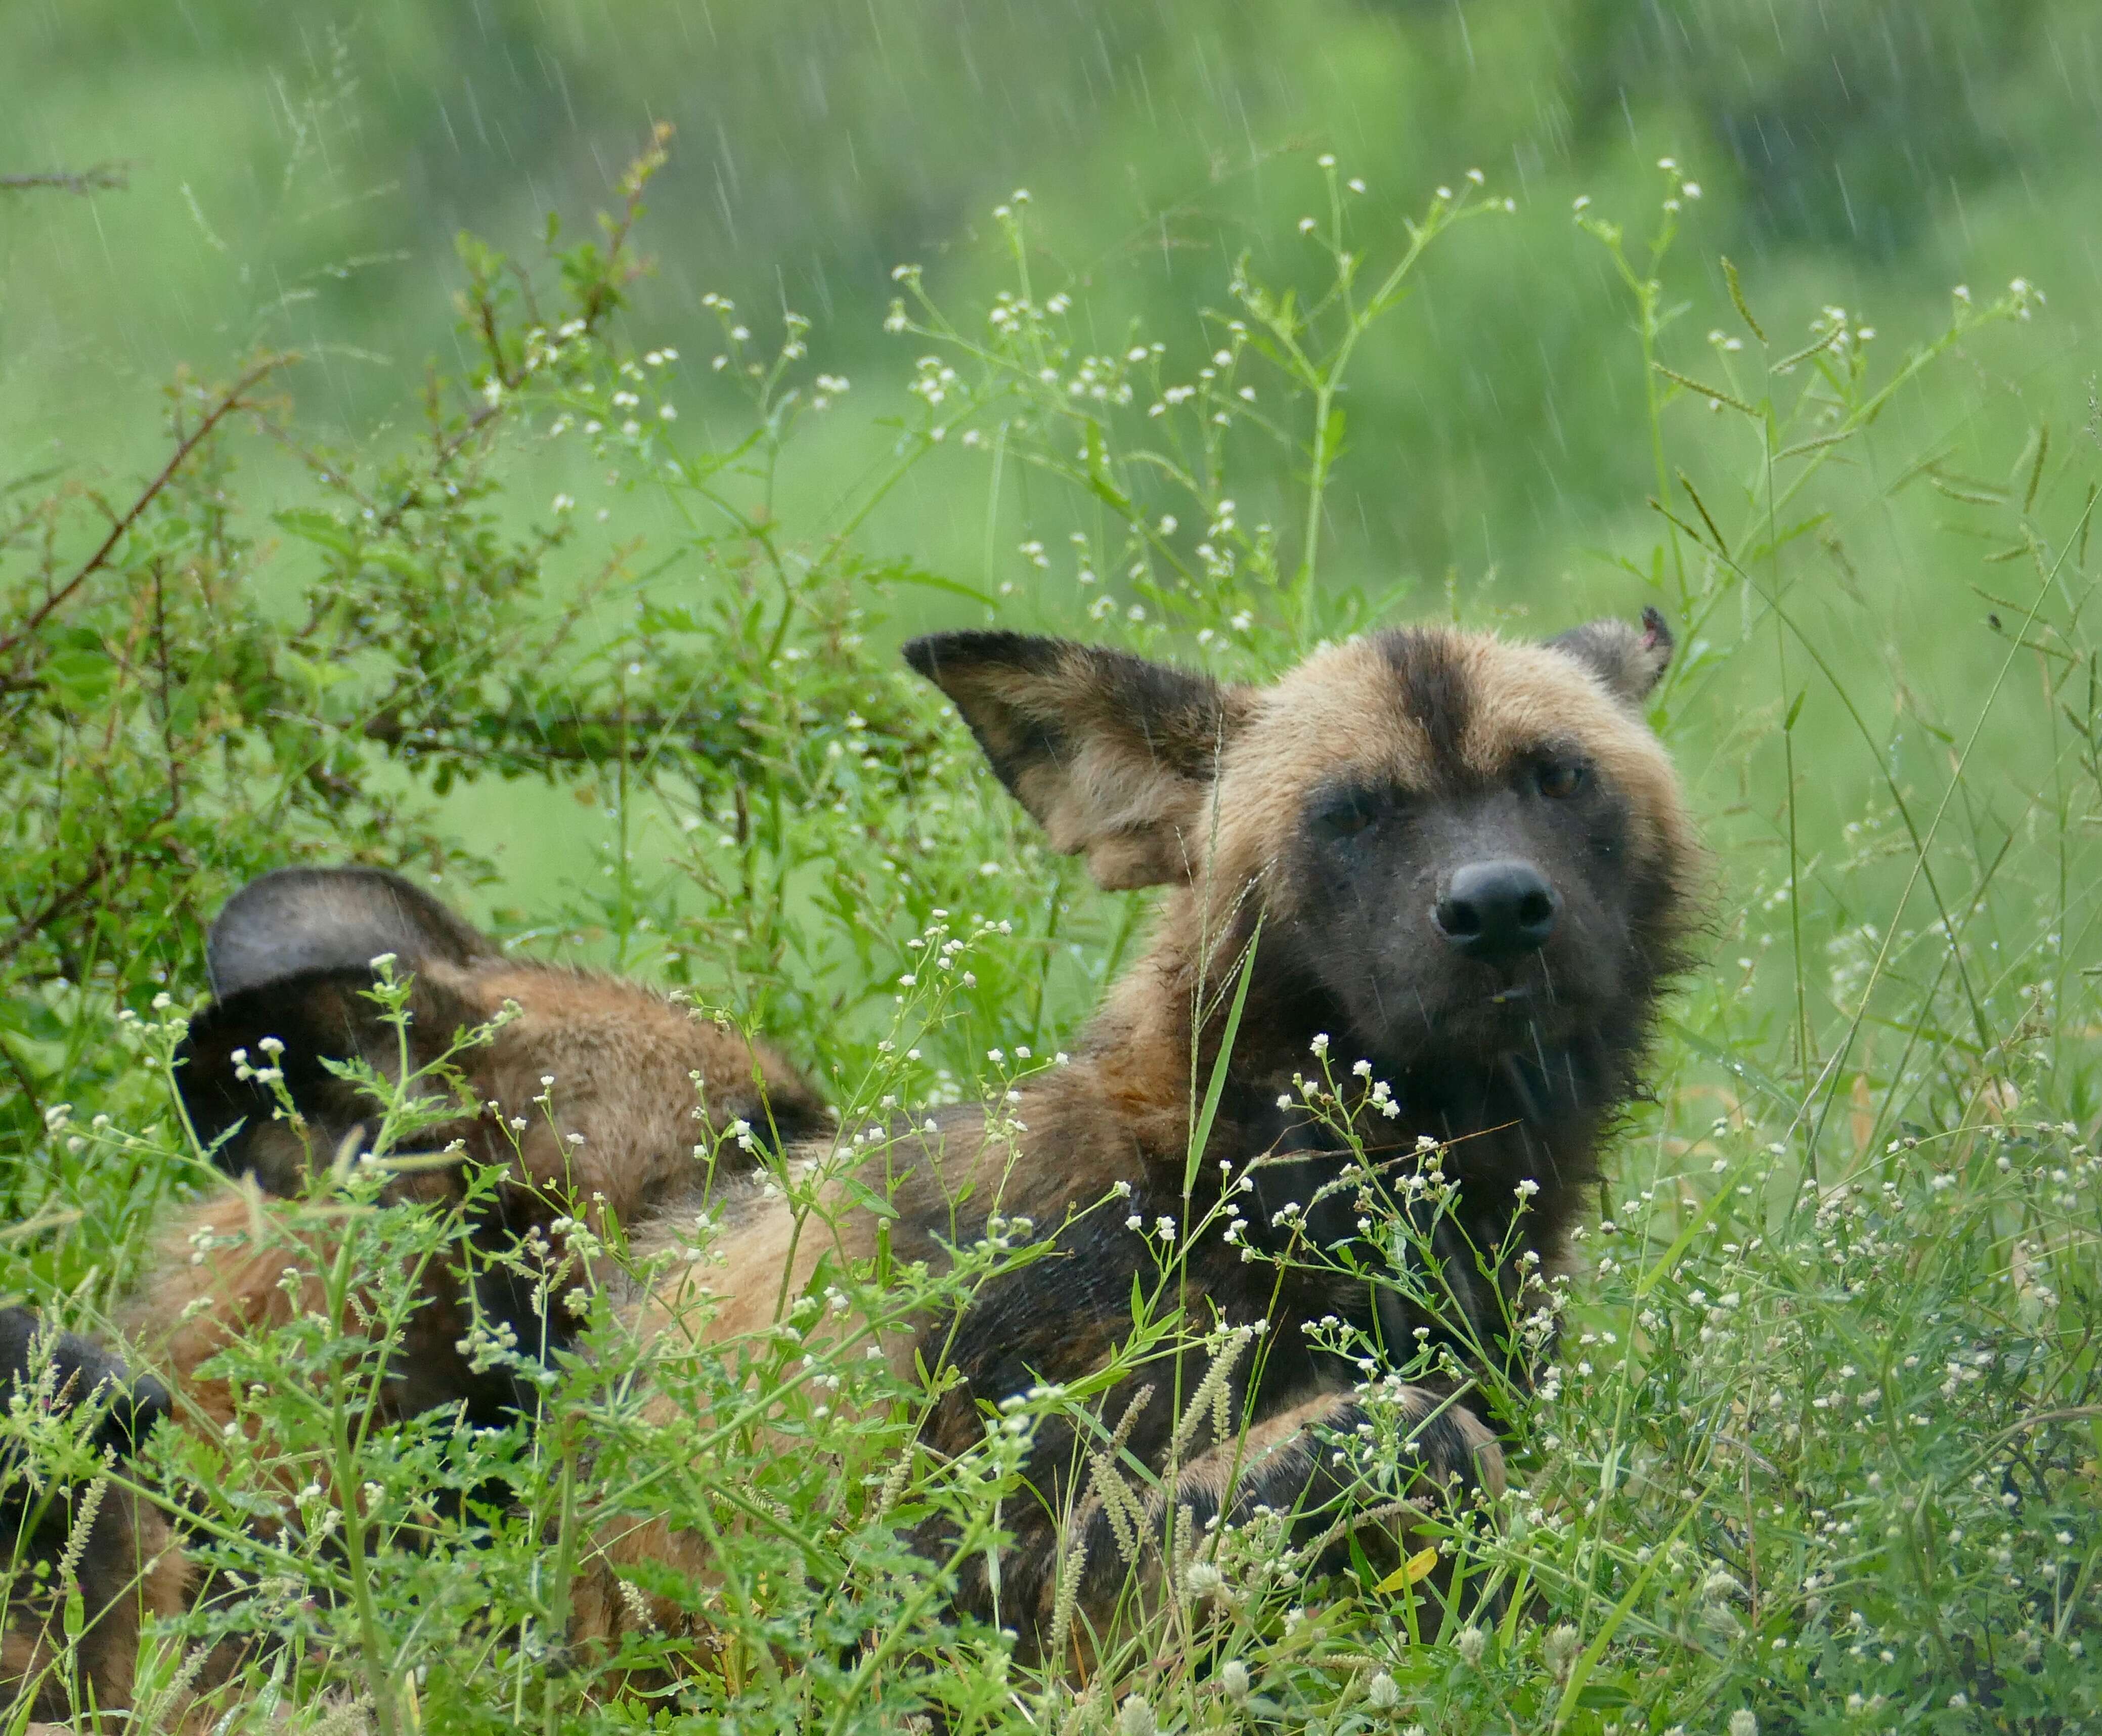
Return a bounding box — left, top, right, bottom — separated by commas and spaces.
6, 0, 2100, 970
9, 0, 2094, 549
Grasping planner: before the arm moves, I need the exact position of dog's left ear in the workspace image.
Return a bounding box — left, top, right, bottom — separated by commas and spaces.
1547, 606, 1675, 709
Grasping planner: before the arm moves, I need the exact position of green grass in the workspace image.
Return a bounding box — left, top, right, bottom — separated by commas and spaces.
3, 127, 2100, 1733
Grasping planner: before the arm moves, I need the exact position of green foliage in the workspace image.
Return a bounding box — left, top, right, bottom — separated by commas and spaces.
4, 128, 2102, 1733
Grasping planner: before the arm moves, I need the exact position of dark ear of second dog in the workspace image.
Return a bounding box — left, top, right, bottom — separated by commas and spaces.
173, 866, 501, 1191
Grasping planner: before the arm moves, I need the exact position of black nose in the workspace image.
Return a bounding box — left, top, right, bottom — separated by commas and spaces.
1434, 859, 1559, 963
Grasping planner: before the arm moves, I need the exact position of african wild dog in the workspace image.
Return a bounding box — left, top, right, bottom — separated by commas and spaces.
145, 863, 830, 1437
4, 609, 1695, 1702
638, 610, 1693, 1654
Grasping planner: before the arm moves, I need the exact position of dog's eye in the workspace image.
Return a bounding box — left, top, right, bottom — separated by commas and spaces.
1312, 789, 1383, 840
1536, 760, 1587, 800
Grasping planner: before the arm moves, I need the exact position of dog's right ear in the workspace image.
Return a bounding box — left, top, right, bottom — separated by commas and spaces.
1546, 607, 1675, 711
903, 632, 1251, 890
179, 870, 492, 1191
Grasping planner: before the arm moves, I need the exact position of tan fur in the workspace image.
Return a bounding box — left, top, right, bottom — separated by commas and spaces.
138, 956, 826, 1427
1198, 631, 1690, 951
1451, 637, 1694, 876
440, 963, 818, 1226
128, 1184, 342, 1439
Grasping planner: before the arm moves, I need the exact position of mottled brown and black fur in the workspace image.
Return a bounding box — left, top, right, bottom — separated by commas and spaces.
141, 864, 829, 1440
580, 612, 1698, 1660
4, 611, 1698, 1706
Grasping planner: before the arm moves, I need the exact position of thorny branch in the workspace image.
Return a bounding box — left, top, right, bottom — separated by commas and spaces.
0, 355, 291, 671
0, 163, 128, 197
0, 846, 119, 972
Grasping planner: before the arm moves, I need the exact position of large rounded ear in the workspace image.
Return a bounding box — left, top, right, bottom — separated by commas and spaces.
904, 631, 1250, 890
1546, 606, 1675, 709
207, 865, 496, 999
180, 868, 493, 1191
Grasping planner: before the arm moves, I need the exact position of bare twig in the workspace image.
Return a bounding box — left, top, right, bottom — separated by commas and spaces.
0, 163, 129, 196
0, 848, 118, 971
0, 355, 291, 665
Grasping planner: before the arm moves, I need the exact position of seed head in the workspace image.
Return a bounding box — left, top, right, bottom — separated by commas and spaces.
1544, 1623, 1581, 1676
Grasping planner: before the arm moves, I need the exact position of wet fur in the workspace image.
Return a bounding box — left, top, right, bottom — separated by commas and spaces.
555, 614, 1696, 1662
